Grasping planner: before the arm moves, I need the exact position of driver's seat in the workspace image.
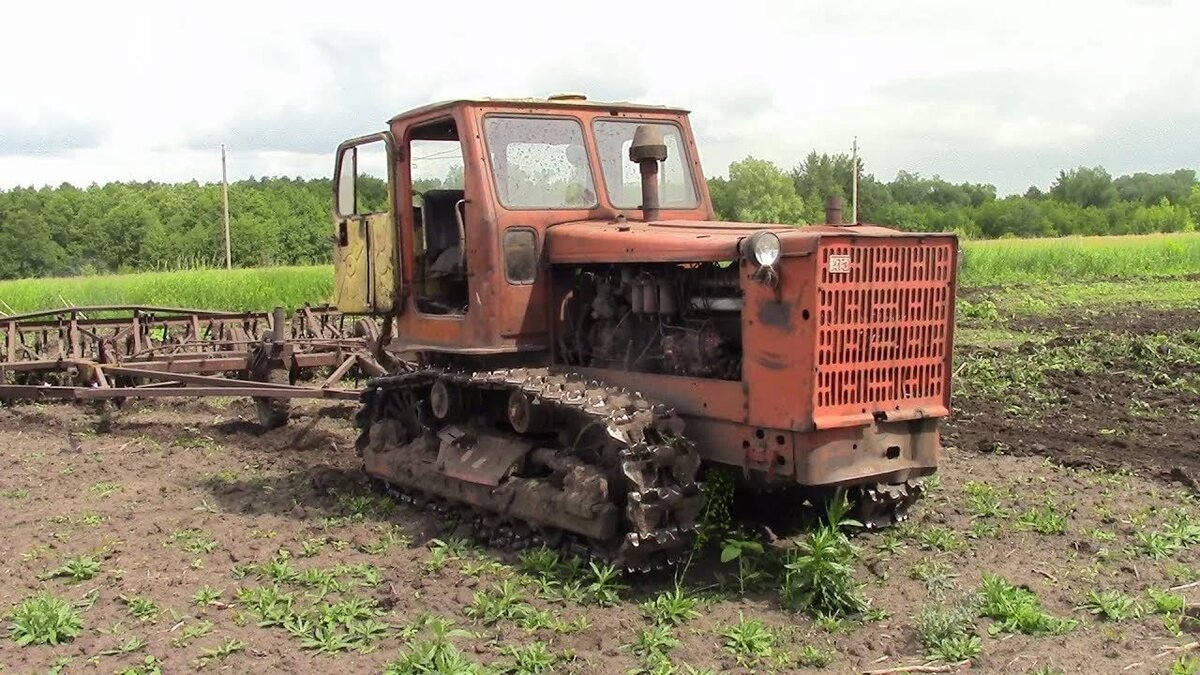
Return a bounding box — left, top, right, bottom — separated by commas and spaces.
421, 189, 465, 276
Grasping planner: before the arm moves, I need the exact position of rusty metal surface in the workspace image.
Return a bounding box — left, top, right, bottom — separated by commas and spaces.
810, 236, 956, 430
0, 305, 384, 417
434, 426, 531, 487
358, 367, 703, 571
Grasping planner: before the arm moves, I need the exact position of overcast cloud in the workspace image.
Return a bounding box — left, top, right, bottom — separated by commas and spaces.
1, 0, 1196, 193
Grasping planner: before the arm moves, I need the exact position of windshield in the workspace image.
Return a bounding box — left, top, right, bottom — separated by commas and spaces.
593, 119, 698, 210
483, 116, 598, 209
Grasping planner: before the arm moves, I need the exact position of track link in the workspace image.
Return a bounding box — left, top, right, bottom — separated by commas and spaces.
354, 367, 704, 572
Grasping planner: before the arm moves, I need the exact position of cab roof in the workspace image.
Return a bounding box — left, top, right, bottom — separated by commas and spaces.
387, 96, 689, 124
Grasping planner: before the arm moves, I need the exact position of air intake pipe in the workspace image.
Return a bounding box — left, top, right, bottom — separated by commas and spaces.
629, 125, 667, 222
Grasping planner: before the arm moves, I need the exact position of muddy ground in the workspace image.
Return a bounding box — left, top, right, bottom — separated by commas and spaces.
0, 290, 1198, 674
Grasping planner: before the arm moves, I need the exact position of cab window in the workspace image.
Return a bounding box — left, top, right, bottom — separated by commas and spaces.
336, 140, 389, 215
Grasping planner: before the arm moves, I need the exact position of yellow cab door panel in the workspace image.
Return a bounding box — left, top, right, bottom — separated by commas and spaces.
367, 211, 396, 312
332, 215, 371, 313
331, 133, 401, 315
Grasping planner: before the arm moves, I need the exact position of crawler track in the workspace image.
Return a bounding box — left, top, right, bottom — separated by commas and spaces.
354, 367, 705, 571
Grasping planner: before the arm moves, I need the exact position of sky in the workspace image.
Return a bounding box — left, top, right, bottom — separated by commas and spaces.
1, 0, 1197, 195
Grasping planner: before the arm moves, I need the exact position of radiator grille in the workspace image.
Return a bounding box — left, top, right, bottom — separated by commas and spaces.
813, 239, 954, 418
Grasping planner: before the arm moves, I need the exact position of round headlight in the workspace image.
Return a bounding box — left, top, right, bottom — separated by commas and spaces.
750, 231, 781, 266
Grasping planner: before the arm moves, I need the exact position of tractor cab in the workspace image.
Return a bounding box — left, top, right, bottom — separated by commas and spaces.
329, 96, 713, 354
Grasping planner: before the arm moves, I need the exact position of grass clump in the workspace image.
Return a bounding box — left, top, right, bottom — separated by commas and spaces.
196, 637, 246, 667
8, 593, 83, 646
384, 617, 480, 675
720, 614, 776, 668
916, 526, 964, 551
916, 602, 982, 662
640, 587, 701, 626
463, 579, 530, 626
964, 481, 1010, 519
121, 596, 161, 622
977, 574, 1077, 635
1080, 590, 1140, 621
495, 642, 561, 674
1135, 510, 1200, 559
628, 624, 679, 663
910, 559, 958, 597
1147, 588, 1187, 615
39, 555, 102, 583
1017, 502, 1068, 535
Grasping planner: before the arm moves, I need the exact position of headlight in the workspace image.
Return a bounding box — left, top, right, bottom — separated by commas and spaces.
747, 231, 781, 266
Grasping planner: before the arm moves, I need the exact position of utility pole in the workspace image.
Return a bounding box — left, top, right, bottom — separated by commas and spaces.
221, 144, 232, 269
851, 136, 859, 224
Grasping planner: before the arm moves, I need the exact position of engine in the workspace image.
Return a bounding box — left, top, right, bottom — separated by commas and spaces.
557, 262, 743, 380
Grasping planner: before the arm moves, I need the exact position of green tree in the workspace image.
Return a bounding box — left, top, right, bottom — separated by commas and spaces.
713, 157, 813, 224
1050, 166, 1118, 209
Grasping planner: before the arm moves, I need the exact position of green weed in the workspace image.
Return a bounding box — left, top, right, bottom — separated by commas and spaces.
384, 617, 480, 675
197, 637, 246, 666
495, 641, 560, 674
640, 587, 701, 626
39, 555, 102, 583
977, 574, 1077, 635
171, 619, 213, 647
781, 494, 868, 616
1017, 502, 1068, 535
98, 635, 147, 656
964, 481, 1010, 519
120, 596, 161, 622
721, 614, 776, 667
916, 603, 982, 662
910, 559, 958, 597
719, 536, 768, 595
7, 593, 83, 646
916, 526, 964, 551
192, 586, 223, 607
1080, 590, 1139, 621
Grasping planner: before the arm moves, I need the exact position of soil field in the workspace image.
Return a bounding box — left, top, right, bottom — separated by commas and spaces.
0, 281, 1198, 674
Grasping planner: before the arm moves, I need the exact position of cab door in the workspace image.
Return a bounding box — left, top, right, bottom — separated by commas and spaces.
332, 133, 401, 314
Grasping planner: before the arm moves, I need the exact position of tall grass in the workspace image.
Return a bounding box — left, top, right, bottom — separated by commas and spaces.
0, 234, 1195, 313
959, 232, 1200, 287
0, 266, 332, 314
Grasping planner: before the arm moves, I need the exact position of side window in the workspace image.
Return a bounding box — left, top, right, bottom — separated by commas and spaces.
335, 140, 390, 216
503, 228, 537, 284
411, 139, 464, 191
407, 118, 471, 315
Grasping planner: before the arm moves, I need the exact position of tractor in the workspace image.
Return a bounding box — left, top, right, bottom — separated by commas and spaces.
331, 94, 957, 571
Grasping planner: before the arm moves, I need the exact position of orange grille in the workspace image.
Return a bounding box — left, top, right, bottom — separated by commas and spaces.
813, 238, 955, 425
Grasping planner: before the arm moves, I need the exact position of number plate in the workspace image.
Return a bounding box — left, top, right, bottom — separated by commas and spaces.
828, 254, 851, 274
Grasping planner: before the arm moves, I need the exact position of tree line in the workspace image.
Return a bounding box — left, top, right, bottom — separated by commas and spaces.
0, 157, 1195, 280
709, 155, 1198, 238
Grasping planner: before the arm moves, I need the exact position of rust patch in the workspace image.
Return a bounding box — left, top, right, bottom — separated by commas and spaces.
756, 301, 792, 329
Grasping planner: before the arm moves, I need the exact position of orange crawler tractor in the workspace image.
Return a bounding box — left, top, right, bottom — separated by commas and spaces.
331, 94, 958, 570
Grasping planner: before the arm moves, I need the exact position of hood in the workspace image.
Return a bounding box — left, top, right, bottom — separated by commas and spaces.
544, 218, 921, 264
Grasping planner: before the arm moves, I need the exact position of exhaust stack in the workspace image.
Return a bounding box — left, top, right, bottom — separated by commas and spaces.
629, 125, 667, 221
825, 195, 844, 226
